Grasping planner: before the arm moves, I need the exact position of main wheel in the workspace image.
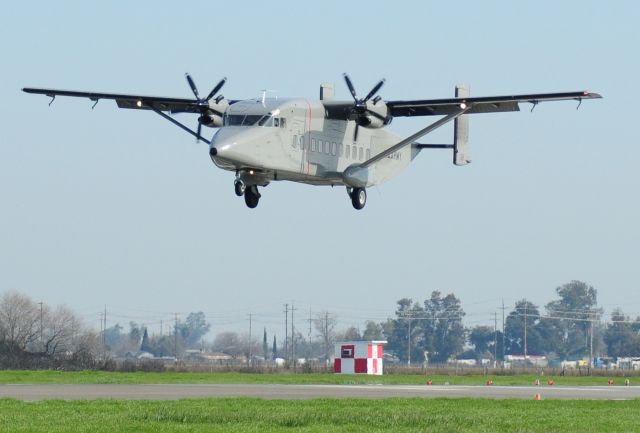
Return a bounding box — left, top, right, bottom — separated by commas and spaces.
351, 187, 366, 210
234, 180, 246, 196
244, 186, 260, 208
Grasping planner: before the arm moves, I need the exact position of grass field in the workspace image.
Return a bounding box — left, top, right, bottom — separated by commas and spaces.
1, 397, 639, 433
0, 370, 633, 386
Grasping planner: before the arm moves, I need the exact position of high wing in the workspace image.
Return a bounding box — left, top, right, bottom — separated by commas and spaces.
23, 75, 234, 144
23, 87, 207, 113
386, 91, 602, 117
324, 90, 602, 120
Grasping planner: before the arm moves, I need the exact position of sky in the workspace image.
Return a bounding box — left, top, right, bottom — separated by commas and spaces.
1, 1, 639, 339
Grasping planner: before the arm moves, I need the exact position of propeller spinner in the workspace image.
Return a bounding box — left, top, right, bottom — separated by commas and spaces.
342, 73, 389, 141
184, 73, 227, 141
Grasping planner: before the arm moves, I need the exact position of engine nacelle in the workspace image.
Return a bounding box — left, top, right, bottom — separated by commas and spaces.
199, 113, 223, 128
199, 99, 230, 128
356, 101, 390, 129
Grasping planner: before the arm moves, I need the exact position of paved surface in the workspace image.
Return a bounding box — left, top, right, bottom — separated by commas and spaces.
1, 384, 639, 400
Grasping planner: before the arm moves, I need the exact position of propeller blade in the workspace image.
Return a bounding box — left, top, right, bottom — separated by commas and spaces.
185, 73, 200, 100
205, 77, 227, 102
196, 120, 202, 143
343, 73, 358, 101
353, 124, 359, 143
363, 78, 385, 102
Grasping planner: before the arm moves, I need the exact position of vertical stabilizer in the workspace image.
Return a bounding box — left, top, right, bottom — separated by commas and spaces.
454, 84, 470, 166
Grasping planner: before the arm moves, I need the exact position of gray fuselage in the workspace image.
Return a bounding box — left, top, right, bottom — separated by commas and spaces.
209, 98, 419, 188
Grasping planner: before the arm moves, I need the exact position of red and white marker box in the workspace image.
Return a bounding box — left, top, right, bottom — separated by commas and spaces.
334, 340, 387, 375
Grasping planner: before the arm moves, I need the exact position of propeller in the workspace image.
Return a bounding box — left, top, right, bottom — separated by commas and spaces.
342, 73, 387, 142
184, 73, 227, 141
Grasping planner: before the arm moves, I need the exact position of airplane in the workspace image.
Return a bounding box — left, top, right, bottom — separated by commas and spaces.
23, 75, 601, 210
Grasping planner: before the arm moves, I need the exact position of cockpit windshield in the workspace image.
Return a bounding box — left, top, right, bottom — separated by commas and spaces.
224, 114, 264, 126
224, 112, 286, 128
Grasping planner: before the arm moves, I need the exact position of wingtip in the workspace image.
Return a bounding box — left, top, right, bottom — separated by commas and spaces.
584, 91, 603, 99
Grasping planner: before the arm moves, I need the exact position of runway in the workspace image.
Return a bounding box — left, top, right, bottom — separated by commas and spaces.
1, 384, 639, 400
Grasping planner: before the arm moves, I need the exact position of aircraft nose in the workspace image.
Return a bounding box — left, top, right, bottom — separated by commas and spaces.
209, 147, 217, 156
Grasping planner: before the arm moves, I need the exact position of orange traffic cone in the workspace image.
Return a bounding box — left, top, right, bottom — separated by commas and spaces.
426, 379, 433, 385
607, 379, 614, 385
547, 379, 554, 386
486, 379, 494, 386
534, 393, 542, 401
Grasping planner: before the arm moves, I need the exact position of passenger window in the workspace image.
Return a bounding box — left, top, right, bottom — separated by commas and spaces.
366, 149, 371, 160
345, 145, 350, 159
274, 118, 280, 127
332, 142, 336, 156
300, 136, 305, 150
292, 135, 297, 148
359, 148, 363, 161
352, 146, 357, 160
311, 138, 316, 152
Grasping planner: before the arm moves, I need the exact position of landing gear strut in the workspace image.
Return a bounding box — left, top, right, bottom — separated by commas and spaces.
349, 187, 367, 210
244, 185, 261, 208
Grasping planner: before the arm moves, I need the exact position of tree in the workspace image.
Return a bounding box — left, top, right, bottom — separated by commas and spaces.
314, 311, 337, 361
129, 322, 144, 347
469, 325, 495, 359
41, 305, 79, 356
505, 300, 546, 356
422, 291, 466, 363
179, 312, 210, 348
263, 328, 268, 360
0, 291, 39, 352
362, 321, 384, 340
212, 331, 242, 358
272, 335, 278, 360
603, 309, 640, 357
383, 298, 424, 363
545, 280, 600, 358
140, 328, 151, 352
340, 326, 361, 341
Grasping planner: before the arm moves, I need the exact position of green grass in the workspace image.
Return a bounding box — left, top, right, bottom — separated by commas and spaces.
1, 398, 639, 433
0, 370, 633, 386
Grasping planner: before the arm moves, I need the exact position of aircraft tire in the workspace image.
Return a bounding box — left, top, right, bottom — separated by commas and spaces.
234, 180, 246, 196
351, 188, 366, 210
244, 186, 260, 208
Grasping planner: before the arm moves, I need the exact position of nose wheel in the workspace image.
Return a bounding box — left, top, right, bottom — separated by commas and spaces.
349, 187, 367, 210
234, 180, 246, 196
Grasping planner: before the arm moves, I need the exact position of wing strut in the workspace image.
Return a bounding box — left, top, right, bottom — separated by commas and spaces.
150, 107, 211, 144
359, 106, 470, 169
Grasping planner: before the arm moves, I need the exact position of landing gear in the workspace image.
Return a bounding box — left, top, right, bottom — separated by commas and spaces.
234, 180, 246, 196
350, 187, 367, 210
244, 185, 261, 208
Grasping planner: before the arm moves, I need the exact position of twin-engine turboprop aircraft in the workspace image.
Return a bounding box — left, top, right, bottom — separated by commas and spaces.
23, 75, 601, 209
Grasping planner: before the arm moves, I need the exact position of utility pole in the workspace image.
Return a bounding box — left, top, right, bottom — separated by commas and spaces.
174, 313, 178, 359
493, 312, 498, 367
501, 299, 506, 365
307, 307, 312, 361
523, 303, 528, 360
291, 302, 297, 368
248, 313, 253, 363
589, 309, 594, 372
38, 302, 43, 347
284, 303, 288, 364
407, 316, 412, 366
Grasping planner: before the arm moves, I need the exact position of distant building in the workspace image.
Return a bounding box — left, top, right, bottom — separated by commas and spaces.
334, 341, 387, 375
